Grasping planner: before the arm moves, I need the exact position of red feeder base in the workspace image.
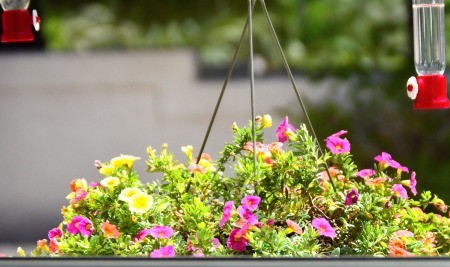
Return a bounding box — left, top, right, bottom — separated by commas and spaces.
1, 9, 34, 43
414, 74, 450, 110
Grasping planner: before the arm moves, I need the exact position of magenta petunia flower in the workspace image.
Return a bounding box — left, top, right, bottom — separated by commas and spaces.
393, 184, 408, 199
132, 229, 152, 242
325, 132, 350, 154
48, 228, 62, 240
67, 215, 94, 237
326, 130, 347, 140
237, 205, 258, 223
385, 201, 391, 209
311, 218, 337, 238
374, 152, 392, 164
241, 195, 261, 211
344, 188, 359, 206
149, 225, 174, 239
150, 245, 175, 258
227, 228, 249, 251
219, 201, 234, 228
355, 169, 375, 179
78, 219, 94, 237
67, 216, 84, 235
276, 116, 295, 143
410, 171, 417, 196
374, 152, 409, 173
390, 160, 409, 173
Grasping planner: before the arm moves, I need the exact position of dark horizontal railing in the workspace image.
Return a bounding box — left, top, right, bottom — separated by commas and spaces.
1, 257, 450, 267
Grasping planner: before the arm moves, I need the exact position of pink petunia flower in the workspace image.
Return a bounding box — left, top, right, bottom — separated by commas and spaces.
365, 177, 388, 187
276, 116, 295, 143
227, 228, 249, 251
355, 169, 375, 179
344, 188, 359, 206
393, 230, 414, 238
150, 245, 175, 258
89, 182, 102, 188
286, 219, 303, 234
219, 201, 234, 228
149, 225, 174, 239
188, 163, 205, 174
67, 215, 94, 237
211, 238, 221, 250
311, 218, 337, 238
70, 189, 88, 204
410, 171, 417, 196
94, 160, 103, 169
325, 136, 350, 154
241, 195, 261, 211
193, 249, 205, 257
392, 184, 408, 199
235, 221, 252, 239
48, 228, 62, 240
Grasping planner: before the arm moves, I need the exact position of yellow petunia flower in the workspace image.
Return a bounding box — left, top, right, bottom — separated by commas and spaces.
181, 145, 193, 161
119, 188, 143, 203
100, 176, 120, 189
129, 192, 153, 214
110, 154, 141, 169
99, 164, 115, 176
17, 247, 25, 257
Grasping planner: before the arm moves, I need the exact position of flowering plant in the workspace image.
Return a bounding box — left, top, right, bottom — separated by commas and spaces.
25, 115, 449, 257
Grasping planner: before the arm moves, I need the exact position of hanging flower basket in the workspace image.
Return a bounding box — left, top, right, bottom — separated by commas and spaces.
12, 115, 448, 258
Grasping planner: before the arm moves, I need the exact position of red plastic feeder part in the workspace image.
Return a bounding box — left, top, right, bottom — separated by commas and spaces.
1, 9, 34, 43
413, 74, 450, 109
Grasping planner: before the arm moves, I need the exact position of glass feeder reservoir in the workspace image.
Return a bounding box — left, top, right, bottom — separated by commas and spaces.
0, 0, 40, 43
407, 0, 450, 109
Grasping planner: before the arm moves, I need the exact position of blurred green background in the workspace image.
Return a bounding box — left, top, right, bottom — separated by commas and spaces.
29, 0, 450, 203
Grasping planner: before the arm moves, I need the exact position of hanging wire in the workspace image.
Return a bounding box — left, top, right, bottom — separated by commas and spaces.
195, 1, 256, 164
248, 0, 258, 180
259, 0, 336, 191
186, 1, 256, 193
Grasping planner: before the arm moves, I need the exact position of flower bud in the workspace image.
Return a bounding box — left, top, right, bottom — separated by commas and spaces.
262, 114, 272, 128
232, 122, 239, 132
432, 198, 448, 213
255, 115, 262, 125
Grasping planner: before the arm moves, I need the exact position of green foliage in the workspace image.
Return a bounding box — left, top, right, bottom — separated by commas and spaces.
21, 115, 450, 257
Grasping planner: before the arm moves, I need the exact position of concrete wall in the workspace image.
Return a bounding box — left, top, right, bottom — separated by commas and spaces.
0, 50, 332, 246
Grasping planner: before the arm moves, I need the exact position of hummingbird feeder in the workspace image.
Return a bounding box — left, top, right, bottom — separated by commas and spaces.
407, 0, 450, 109
0, 0, 40, 43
